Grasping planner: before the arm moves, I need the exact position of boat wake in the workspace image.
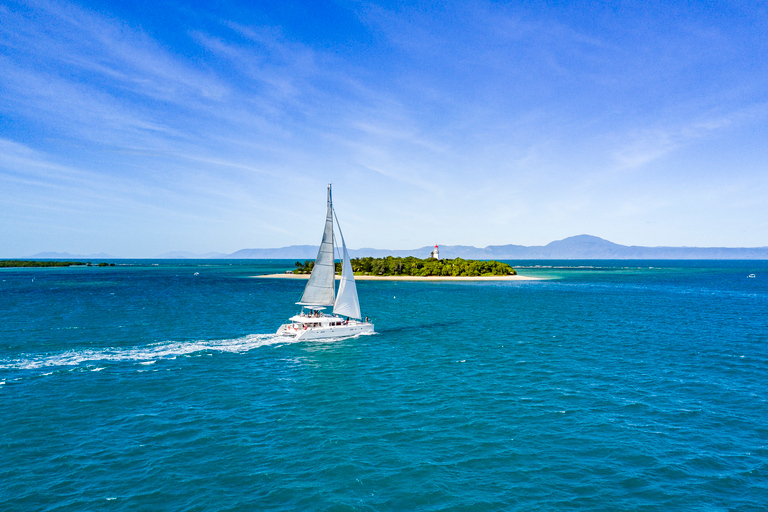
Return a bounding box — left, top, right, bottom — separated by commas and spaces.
0, 333, 297, 371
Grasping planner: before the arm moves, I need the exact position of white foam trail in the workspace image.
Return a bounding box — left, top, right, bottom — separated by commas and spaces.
1, 334, 296, 370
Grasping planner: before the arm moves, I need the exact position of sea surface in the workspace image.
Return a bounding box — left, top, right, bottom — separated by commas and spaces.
1, 260, 767, 511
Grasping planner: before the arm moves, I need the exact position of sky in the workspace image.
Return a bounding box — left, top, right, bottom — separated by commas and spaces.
1, 0, 767, 257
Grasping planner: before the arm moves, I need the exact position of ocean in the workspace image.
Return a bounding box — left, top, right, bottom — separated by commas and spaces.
1, 260, 766, 511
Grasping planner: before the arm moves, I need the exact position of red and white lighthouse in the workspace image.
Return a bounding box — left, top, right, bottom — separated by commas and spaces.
431, 244, 440, 259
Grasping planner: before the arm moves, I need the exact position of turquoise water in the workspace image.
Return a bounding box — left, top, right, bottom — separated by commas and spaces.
2, 260, 767, 510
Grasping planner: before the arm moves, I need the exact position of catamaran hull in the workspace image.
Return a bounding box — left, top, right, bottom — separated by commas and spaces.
277, 322, 374, 340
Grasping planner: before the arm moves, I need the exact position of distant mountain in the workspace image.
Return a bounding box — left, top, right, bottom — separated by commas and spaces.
229, 235, 768, 260
28, 251, 116, 259
487, 235, 768, 259
23, 236, 768, 260
349, 246, 438, 258
229, 245, 321, 259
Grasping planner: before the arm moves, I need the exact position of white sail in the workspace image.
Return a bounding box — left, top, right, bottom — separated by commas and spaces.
332, 212, 361, 319
298, 185, 336, 307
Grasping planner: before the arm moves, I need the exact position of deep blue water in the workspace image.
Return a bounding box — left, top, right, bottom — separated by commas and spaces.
2, 260, 767, 511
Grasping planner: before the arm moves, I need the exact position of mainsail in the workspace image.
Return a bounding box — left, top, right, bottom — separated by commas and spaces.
332, 211, 361, 319
298, 185, 336, 307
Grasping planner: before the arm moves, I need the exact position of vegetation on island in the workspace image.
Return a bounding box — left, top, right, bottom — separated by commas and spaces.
0, 260, 116, 268
293, 256, 516, 277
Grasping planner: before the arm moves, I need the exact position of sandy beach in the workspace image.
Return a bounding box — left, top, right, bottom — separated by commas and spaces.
253, 273, 542, 281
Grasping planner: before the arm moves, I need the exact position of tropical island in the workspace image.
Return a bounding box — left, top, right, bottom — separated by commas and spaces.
292, 256, 516, 277
0, 260, 115, 268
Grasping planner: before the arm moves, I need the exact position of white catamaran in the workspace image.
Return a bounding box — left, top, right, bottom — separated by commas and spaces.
277, 184, 374, 340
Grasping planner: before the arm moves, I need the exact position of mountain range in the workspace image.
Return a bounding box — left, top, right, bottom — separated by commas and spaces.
28, 251, 116, 259
156, 235, 768, 260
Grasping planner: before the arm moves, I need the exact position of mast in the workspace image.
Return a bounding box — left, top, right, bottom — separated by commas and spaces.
297, 184, 336, 307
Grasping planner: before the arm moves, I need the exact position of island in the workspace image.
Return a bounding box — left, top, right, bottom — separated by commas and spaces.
0, 260, 115, 268
293, 256, 517, 277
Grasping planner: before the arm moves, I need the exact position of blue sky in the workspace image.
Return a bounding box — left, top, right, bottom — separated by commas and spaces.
1, 0, 767, 256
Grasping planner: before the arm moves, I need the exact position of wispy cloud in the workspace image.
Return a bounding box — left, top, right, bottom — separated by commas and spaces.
1, 0, 767, 253
612, 103, 768, 169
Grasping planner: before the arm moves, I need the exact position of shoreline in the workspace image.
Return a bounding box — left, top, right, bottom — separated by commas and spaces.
253, 273, 543, 281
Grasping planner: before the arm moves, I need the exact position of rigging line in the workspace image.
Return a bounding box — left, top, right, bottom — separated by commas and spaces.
332, 208, 340, 262
332, 207, 345, 245
332, 206, 343, 262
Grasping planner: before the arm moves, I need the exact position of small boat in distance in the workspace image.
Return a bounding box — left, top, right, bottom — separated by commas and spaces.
277, 184, 374, 340
748, 274, 756, 278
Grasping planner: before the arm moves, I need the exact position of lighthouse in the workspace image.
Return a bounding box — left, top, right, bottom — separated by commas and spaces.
431, 244, 440, 259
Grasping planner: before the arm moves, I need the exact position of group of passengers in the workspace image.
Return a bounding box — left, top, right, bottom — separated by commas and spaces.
300, 309, 370, 326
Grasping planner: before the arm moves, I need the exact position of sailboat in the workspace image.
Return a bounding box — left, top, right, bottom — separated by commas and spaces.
277, 184, 374, 340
